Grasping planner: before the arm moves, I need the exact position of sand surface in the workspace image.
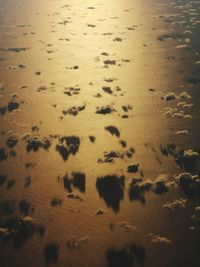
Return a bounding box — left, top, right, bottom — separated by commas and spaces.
0, 0, 200, 266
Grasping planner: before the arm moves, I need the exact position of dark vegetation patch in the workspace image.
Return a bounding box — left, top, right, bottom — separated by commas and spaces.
62, 172, 85, 193
26, 136, 51, 152
96, 175, 125, 212
106, 242, 145, 267
56, 136, 80, 161
62, 105, 85, 116
43, 242, 59, 264
96, 106, 115, 115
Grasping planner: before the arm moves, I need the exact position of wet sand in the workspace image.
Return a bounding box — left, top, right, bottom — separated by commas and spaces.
0, 0, 200, 266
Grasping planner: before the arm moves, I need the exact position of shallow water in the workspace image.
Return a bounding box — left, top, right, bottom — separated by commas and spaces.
0, 0, 200, 266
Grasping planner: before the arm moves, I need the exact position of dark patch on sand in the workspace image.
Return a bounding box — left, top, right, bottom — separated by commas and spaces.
56, 136, 80, 161
96, 175, 125, 212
